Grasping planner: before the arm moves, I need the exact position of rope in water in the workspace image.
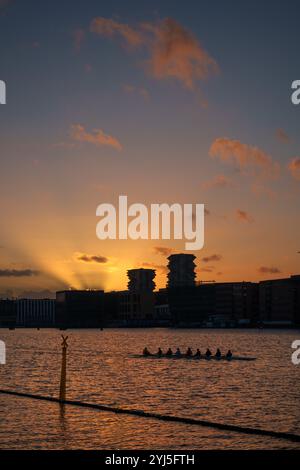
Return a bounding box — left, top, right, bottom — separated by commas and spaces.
1, 388, 300, 443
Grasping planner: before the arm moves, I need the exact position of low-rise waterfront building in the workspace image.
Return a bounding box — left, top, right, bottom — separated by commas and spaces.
0, 299, 16, 328
55, 290, 104, 328
168, 281, 259, 327
259, 275, 300, 326
16, 298, 55, 327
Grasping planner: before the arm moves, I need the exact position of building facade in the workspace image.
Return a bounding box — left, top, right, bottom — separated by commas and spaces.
168, 283, 215, 326
118, 291, 155, 324
167, 254, 196, 288
168, 281, 259, 327
16, 299, 55, 327
259, 275, 300, 326
0, 299, 16, 328
56, 290, 104, 328
127, 268, 156, 292
214, 282, 259, 326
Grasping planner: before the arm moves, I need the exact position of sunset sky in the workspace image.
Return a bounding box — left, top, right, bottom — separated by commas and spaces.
0, 0, 300, 297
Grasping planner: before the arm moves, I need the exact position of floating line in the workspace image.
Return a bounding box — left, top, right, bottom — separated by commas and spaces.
1, 388, 300, 444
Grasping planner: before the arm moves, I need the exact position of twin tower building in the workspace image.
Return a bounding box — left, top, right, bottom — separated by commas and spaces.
55, 254, 196, 328
127, 254, 196, 293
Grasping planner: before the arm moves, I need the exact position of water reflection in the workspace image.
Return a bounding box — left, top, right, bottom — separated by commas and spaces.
0, 328, 299, 449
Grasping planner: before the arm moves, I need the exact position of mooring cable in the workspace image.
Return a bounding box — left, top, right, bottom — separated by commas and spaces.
1, 388, 300, 444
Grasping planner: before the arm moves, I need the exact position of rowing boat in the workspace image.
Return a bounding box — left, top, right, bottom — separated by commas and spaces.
131, 354, 256, 361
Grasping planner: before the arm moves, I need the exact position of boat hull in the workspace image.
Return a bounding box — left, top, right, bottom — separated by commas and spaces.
131, 354, 256, 361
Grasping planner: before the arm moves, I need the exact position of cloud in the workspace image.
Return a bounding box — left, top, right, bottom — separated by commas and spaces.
153, 246, 174, 257
141, 18, 218, 89
141, 262, 168, 274
90, 17, 218, 90
288, 158, 300, 181
275, 128, 290, 143
202, 174, 234, 190
70, 124, 122, 151
258, 266, 281, 274
200, 266, 215, 273
191, 208, 210, 224
0, 268, 40, 277
236, 209, 254, 223
202, 254, 222, 263
73, 28, 85, 52
53, 141, 76, 150
122, 84, 150, 100
76, 253, 108, 264
209, 138, 279, 178
251, 182, 277, 200
90, 17, 143, 47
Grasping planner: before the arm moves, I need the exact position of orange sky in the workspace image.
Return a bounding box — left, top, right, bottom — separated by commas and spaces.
0, 5, 300, 297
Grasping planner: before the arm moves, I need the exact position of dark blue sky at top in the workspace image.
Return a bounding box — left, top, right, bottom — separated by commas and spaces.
1, 0, 300, 168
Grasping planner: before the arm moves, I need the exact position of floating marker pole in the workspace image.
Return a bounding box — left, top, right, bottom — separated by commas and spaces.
59, 335, 68, 402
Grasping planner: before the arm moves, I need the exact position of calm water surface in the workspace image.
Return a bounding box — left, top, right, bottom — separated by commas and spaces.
0, 328, 299, 449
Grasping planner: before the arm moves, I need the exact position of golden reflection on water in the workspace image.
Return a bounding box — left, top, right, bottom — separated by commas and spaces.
0, 328, 299, 449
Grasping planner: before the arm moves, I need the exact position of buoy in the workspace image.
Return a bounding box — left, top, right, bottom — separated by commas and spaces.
59, 335, 68, 402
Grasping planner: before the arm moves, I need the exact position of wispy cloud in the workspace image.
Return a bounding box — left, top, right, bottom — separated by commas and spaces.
251, 182, 277, 200
200, 266, 215, 272
202, 174, 234, 190
141, 262, 168, 274
76, 253, 108, 264
90, 17, 143, 47
141, 18, 218, 90
275, 128, 290, 143
202, 254, 222, 263
70, 124, 122, 151
191, 208, 210, 224
73, 28, 85, 52
258, 266, 281, 274
122, 84, 150, 100
90, 17, 218, 90
0, 268, 40, 277
153, 246, 174, 257
209, 138, 280, 178
236, 209, 254, 223
288, 158, 300, 181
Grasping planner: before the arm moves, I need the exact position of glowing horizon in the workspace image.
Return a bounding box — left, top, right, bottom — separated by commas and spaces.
0, 1, 300, 297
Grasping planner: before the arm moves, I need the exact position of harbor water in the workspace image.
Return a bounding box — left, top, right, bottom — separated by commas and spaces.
0, 328, 299, 449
